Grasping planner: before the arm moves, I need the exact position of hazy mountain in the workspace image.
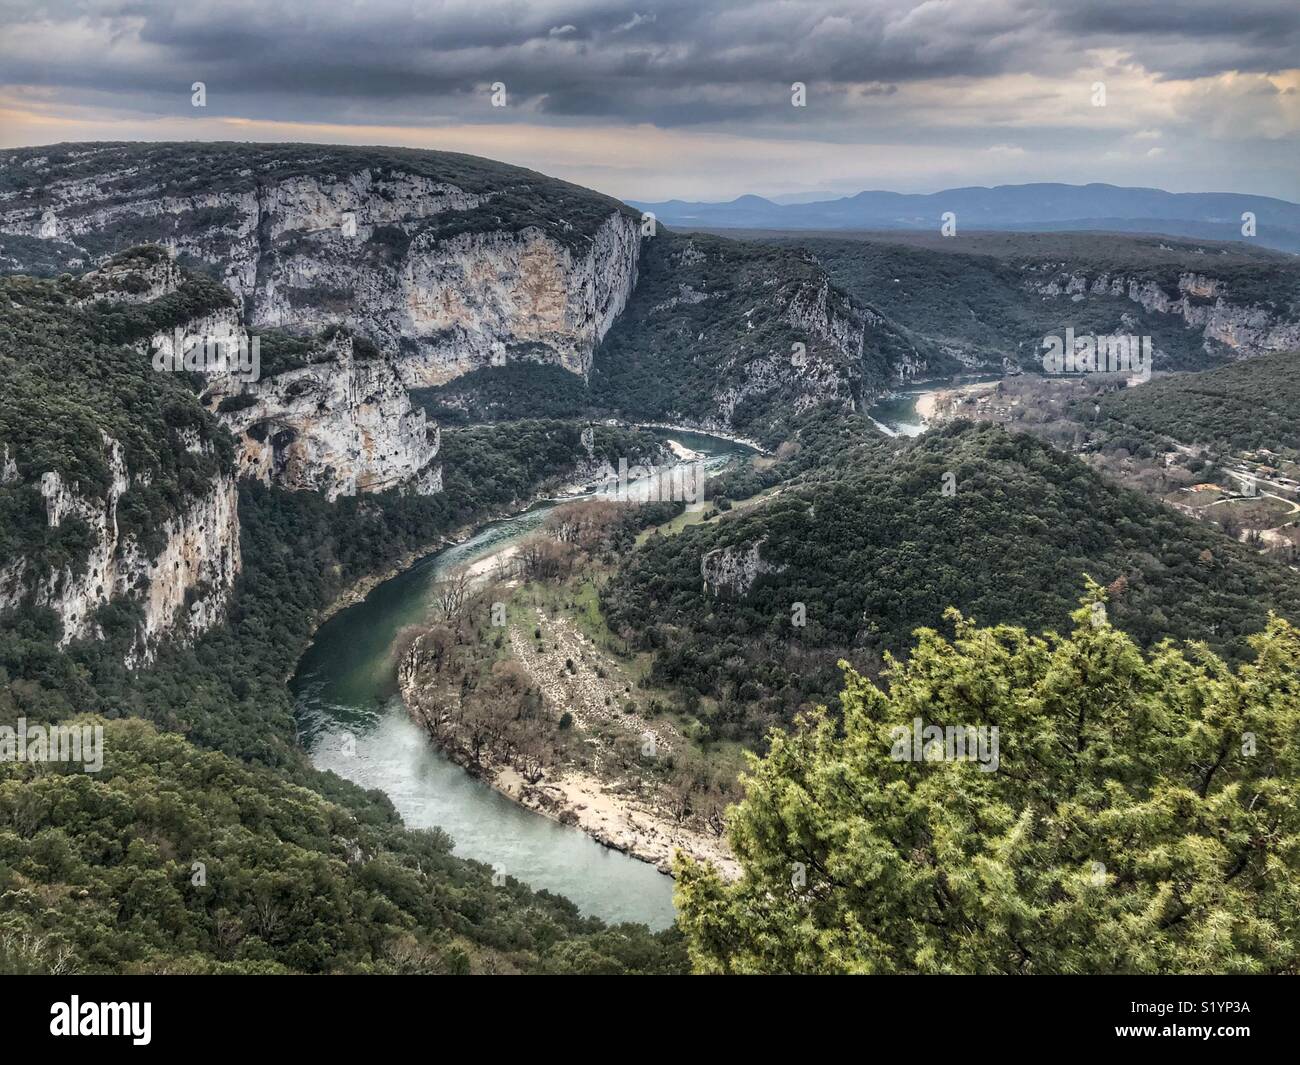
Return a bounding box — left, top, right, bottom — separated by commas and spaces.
628, 183, 1300, 254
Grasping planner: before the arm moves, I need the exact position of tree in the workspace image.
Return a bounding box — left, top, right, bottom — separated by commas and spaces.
675, 585, 1300, 975
431, 566, 473, 621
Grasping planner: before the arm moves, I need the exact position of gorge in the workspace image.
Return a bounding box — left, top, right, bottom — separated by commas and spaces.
4, 140, 1300, 976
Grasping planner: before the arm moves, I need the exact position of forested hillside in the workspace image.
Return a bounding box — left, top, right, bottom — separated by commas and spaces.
604, 422, 1300, 746
734, 230, 1300, 372
676, 601, 1300, 974
588, 231, 940, 442
0, 716, 684, 974
1092, 350, 1300, 455
413, 228, 945, 443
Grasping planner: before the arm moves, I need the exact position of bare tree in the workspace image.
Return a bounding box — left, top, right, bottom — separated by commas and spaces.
431, 565, 473, 621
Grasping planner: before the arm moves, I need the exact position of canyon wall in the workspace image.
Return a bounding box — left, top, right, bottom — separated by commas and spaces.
1030, 270, 1300, 358
0, 433, 240, 666
0, 153, 642, 385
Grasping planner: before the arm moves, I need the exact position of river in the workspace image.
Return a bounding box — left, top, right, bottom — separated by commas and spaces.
290, 431, 750, 931
868, 374, 1006, 437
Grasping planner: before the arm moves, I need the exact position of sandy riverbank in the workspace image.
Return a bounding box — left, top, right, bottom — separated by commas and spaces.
915, 380, 1000, 424
397, 529, 741, 881
492, 762, 740, 879
399, 641, 740, 881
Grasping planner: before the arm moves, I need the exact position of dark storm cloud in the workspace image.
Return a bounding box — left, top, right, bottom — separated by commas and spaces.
0, 0, 1295, 127
1047, 0, 1300, 79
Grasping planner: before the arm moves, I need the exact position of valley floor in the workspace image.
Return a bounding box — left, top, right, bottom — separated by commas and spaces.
397, 560, 741, 879
394, 473, 751, 882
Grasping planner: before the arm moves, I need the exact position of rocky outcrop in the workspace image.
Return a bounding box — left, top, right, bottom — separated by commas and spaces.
76, 250, 187, 304
1029, 270, 1300, 358
390, 212, 640, 385
0, 149, 641, 387
701, 538, 785, 598
614, 236, 879, 435
784, 279, 866, 360
114, 253, 443, 502
0, 434, 240, 665
199, 330, 441, 501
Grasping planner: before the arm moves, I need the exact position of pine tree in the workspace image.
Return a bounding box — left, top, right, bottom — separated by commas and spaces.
675, 583, 1300, 974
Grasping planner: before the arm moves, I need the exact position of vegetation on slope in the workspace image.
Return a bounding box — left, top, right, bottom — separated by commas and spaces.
412, 231, 935, 444
1092, 351, 1300, 455
0, 249, 236, 568
0, 717, 685, 974
677, 596, 1300, 974
591, 232, 904, 444
414, 363, 598, 424
747, 230, 1300, 371
604, 422, 1300, 746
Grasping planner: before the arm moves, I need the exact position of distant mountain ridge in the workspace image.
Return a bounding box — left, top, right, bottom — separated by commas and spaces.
628, 183, 1300, 254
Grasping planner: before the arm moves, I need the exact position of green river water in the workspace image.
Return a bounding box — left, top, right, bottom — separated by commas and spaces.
290, 431, 749, 930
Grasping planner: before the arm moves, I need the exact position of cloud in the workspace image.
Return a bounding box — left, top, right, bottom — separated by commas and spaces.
4, 0, 1289, 123
0, 0, 1295, 199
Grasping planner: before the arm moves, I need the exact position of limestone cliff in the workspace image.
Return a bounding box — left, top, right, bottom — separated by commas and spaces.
0, 144, 642, 387
1, 145, 936, 443
701, 538, 785, 598
0, 433, 240, 666
0, 242, 439, 667
102, 248, 443, 502
389, 214, 639, 386
1029, 269, 1300, 358
199, 330, 442, 501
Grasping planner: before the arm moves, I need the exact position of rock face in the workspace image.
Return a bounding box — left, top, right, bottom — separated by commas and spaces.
597, 233, 905, 437
200, 331, 442, 501
701, 539, 785, 598
0, 434, 240, 666
0, 144, 939, 440
76, 250, 186, 304
108, 250, 443, 502
0, 145, 642, 387
0, 243, 435, 667
707, 276, 873, 426
391, 214, 640, 386
1030, 270, 1300, 358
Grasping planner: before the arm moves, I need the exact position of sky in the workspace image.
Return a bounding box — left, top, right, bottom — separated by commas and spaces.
1, 0, 1297, 203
